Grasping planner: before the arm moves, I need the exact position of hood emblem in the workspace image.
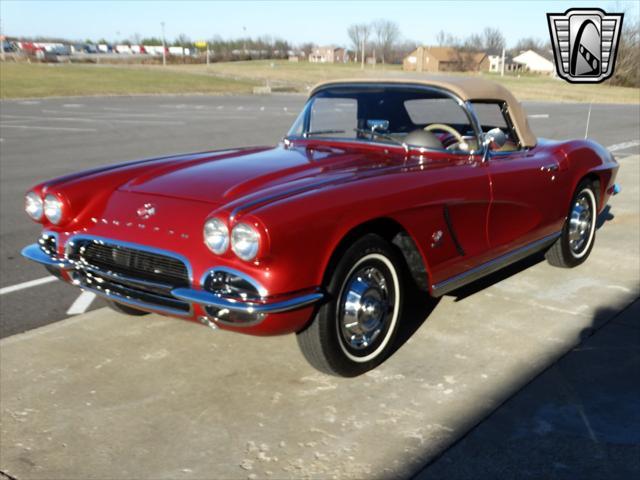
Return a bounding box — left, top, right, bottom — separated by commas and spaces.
136, 203, 156, 220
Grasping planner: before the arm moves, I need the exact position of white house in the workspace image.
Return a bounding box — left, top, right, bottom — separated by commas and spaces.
488, 54, 521, 73
512, 50, 554, 74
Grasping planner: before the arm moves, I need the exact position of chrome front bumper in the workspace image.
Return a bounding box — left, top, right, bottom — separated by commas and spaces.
22, 243, 73, 269
22, 242, 324, 316
171, 288, 323, 314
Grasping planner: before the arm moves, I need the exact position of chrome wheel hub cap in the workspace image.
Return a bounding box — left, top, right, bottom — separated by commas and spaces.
340, 266, 392, 350
568, 192, 593, 254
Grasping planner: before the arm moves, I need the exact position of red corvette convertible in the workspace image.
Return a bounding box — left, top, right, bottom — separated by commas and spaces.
23, 77, 619, 376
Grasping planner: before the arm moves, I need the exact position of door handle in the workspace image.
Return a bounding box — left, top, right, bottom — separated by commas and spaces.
541, 163, 559, 172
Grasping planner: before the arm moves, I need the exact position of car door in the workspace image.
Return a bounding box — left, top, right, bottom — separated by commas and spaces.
400, 97, 493, 284
473, 102, 571, 256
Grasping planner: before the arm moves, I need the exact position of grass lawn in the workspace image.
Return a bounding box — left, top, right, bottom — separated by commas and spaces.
0, 62, 257, 98
192, 60, 640, 104
1, 60, 638, 104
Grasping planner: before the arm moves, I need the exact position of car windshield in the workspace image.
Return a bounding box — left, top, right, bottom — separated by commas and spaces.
287, 85, 479, 153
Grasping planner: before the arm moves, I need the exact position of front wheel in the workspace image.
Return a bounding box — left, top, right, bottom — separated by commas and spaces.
546, 180, 598, 268
296, 234, 404, 377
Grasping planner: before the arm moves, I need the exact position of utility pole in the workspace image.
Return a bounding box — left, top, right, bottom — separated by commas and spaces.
500, 47, 505, 77
360, 36, 365, 70
161, 21, 166, 66
242, 26, 247, 56
206, 43, 210, 65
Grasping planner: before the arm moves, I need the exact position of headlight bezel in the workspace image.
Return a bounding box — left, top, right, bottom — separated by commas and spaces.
25, 191, 44, 221
231, 222, 261, 262
203, 217, 230, 255
43, 193, 64, 225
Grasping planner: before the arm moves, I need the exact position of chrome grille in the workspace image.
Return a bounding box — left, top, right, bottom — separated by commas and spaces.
70, 240, 189, 287
68, 238, 191, 315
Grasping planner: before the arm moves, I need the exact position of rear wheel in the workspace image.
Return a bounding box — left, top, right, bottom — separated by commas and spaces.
106, 299, 150, 316
546, 180, 598, 268
296, 234, 404, 377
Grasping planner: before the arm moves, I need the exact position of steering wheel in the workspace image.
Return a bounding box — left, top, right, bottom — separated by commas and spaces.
424, 123, 465, 147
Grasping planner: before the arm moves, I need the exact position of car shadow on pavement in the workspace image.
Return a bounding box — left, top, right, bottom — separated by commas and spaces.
390, 285, 441, 358
596, 204, 615, 229
412, 301, 640, 480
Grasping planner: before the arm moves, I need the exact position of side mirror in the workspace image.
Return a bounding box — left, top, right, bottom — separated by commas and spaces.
483, 128, 507, 151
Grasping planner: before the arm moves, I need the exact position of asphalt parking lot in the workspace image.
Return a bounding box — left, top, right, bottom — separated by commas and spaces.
0, 94, 639, 479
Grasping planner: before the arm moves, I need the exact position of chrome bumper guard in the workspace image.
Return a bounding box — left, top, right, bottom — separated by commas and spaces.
171, 288, 324, 314
21, 243, 73, 270
22, 242, 324, 315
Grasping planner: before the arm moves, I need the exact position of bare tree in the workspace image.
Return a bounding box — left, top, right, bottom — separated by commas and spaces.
299, 42, 314, 59
174, 33, 191, 48
347, 23, 370, 63
372, 19, 400, 64
462, 33, 484, 52
511, 37, 547, 56
436, 30, 458, 47
482, 27, 505, 53
611, 15, 639, 87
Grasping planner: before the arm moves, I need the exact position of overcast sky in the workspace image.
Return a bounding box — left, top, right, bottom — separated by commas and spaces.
2, 0, 637, 47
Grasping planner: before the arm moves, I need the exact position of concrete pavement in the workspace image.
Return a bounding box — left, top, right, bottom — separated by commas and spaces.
1, 154, 638, 479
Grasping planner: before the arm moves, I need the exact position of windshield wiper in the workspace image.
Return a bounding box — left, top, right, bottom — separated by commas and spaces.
303, 129, 346, 137
354, 128, 409, 152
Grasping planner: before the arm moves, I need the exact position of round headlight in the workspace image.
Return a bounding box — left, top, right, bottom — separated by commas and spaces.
44, 194, 63, 224
231, 223, 260, 261
25, 191, 43, 221
203, 218, 229, 254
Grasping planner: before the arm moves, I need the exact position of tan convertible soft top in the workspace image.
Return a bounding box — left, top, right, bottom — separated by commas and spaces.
310, 76, 537, 148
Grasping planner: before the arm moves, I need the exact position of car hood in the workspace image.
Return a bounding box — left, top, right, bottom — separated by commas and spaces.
118, 143, 403, 206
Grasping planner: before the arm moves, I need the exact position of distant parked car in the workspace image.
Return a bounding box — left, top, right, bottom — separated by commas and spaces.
115, 45, 132, 54
22, 77, 620, 376
2, 40, 16, 52
97, 44, 113, 53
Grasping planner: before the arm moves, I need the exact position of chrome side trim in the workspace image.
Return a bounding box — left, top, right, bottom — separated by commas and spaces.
431, 232, 561, 297
21, 243, 73, 269
171, 287, 324, 314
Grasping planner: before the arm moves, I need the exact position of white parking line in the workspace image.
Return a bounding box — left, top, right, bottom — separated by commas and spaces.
528, 114, 549, 119
0, 124, 97, 132
66, 291, 97, 315
3, 114, 98, 123
607, 140, 640, 152
0, 276, 57, 295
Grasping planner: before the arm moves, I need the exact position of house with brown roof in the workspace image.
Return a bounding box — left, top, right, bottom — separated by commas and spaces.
403, 46, 489, 73
309, 46, 347, 63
